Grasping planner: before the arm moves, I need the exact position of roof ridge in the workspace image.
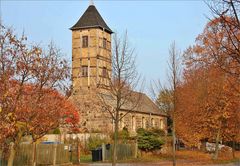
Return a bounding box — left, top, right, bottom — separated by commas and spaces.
93, 6, 102, 28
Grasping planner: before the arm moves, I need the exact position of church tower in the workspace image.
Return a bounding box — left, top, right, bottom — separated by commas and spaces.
70, 3, 113, 92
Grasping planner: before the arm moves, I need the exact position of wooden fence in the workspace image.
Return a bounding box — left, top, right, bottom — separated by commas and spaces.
1, 144, 72, 166
0, 150, 7, 166
102, 143, 137, 161
1, 143, 138, 165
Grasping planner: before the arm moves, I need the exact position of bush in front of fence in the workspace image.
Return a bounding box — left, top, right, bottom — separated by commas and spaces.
87, 136, 108, 151
137, 128, 165, 152
110, 127, 131, 144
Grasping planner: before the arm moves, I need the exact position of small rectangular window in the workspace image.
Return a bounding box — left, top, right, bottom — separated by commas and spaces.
103, 38, 107, 49
82, 36, 88, 48
102, 67, 107, 77
82, 66, 88, 77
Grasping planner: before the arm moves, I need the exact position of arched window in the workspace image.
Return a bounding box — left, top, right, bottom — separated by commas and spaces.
142, 117, 146, 129
132, 116, 136, 132
151, 118, 155, 128
160, 119, 163, 129
120, 113, 124, 129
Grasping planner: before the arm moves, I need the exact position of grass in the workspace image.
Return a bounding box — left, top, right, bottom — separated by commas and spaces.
80, 155, 92, 163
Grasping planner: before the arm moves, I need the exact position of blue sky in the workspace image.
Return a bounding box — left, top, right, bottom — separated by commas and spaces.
1, 0, 211, 93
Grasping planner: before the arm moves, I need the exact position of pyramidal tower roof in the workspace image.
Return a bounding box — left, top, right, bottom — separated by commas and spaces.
70, 4, 113, 34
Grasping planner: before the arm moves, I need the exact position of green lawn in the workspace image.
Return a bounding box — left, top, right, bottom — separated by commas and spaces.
79, 155, 92, 163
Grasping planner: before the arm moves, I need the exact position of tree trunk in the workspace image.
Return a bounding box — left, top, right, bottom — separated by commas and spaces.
8, 131, 23, 166
112, 118, 119, 166
213, 128, 221, 160
172, 76, 176, 166
232, 141, 236, 159
172, 118, 176, 166
7, 143, 15, 166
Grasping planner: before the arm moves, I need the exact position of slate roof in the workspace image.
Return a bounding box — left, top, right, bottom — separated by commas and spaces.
100, 91, 167, 117
135, 93, 167, 116
70, 5, 113, 34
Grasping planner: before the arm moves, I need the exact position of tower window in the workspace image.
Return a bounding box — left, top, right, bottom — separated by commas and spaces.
102, 67, 107, 77
82, 66, 88, 77
103, 38, 107, 49
82, 36, 88, 48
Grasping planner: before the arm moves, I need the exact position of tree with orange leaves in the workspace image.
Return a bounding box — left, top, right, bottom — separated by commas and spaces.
176, 26, 240, 158
176, 59, 240, 158
17, 86, 79, 141
189, 15, 240, 94
206, 0, 240, 80
16, 86, 79, 166
0, 24, 79, 166
192, 5, 240, 156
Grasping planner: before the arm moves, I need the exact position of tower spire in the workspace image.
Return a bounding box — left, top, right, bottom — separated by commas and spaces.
89, 0, 94, 6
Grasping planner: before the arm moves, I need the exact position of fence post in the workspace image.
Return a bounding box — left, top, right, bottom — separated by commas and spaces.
134, 142, 138, 158
53, 144, 57, 166
77, 142, 81, 164
102, 143, 105, 161
32, 142, 37, 166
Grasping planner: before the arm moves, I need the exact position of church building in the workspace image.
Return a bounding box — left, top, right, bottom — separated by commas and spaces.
70, 2, 167, 134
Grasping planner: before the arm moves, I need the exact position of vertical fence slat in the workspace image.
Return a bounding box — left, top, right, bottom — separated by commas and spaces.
104, 143, 136, 161
2, 143, 71, 165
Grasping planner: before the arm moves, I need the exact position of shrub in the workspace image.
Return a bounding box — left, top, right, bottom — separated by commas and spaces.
151, 128, 166, 136
110, 127, 130, 143
87, 136, 107, 150
47, 128, 61, 134
137, 128, 164, 151
52, 128, 61, 134
118, 127, 130, 143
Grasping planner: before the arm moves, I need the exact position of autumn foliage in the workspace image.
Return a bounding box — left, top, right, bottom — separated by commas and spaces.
0, 24, 79, 158
175, 17, 240, 152
16, 85, 80, 141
